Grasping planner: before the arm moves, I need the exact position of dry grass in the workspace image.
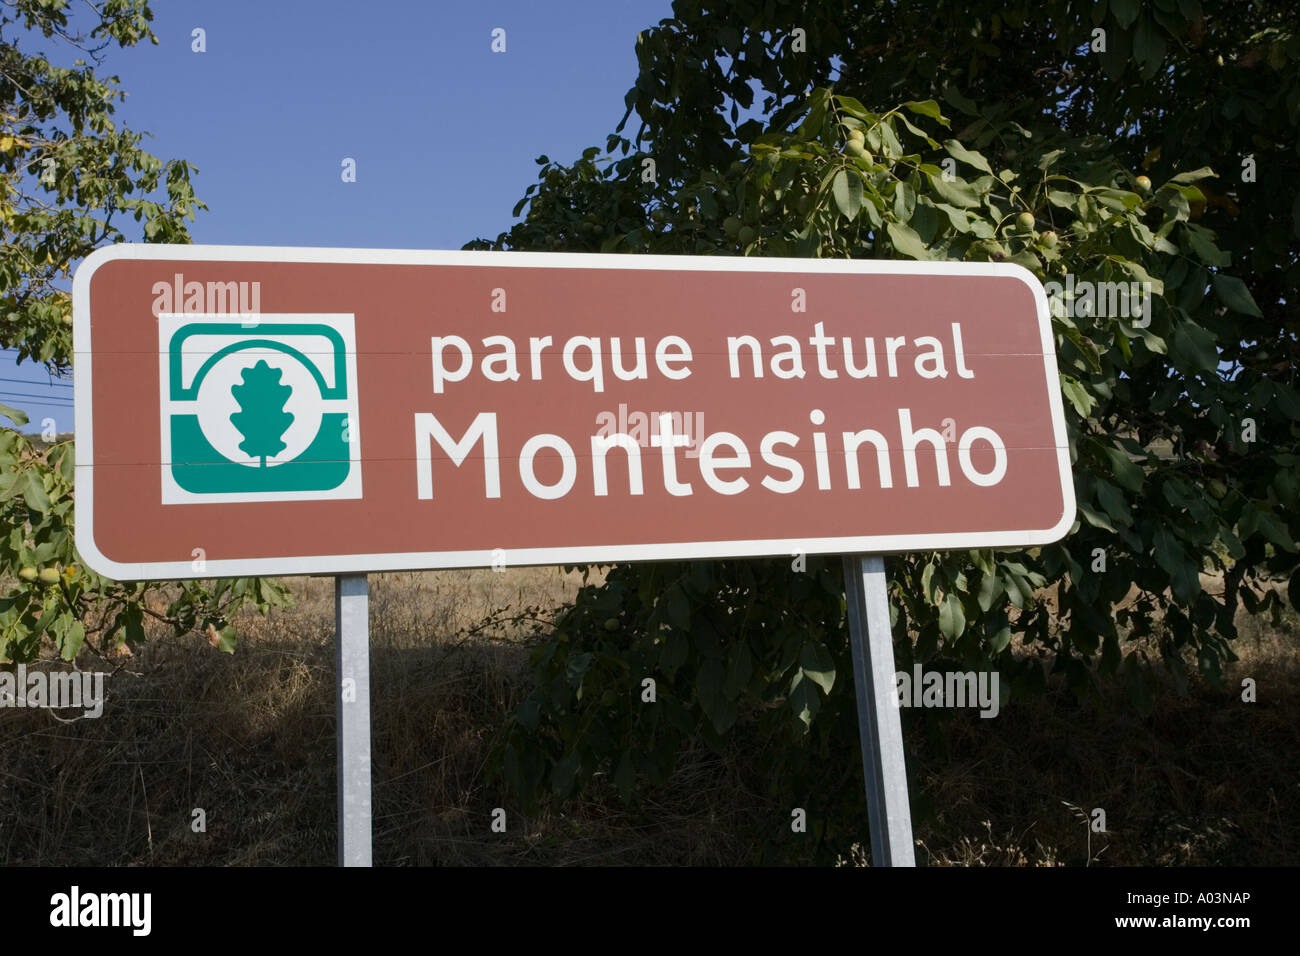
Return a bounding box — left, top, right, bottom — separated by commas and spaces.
912, 629, 1300, 865
1, 566, 1296, 865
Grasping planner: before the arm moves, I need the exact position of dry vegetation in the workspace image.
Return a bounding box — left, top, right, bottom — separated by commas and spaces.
1, 566, 1296, 866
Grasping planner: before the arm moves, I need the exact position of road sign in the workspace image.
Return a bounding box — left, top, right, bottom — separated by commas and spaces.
73, 243, 1076, 868
73, 244, 1074, 580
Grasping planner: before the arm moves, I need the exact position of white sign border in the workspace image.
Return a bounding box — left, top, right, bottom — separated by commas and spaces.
72, 243, 1077, 581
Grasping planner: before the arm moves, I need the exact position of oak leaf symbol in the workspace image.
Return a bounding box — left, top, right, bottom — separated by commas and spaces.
230, 359, 294, 467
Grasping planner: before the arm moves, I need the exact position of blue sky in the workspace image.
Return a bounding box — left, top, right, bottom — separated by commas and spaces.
4, 0, 674, 432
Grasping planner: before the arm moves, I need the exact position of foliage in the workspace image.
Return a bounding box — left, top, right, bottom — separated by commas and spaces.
0, 0, 290, 665
469, 0, 1300, 850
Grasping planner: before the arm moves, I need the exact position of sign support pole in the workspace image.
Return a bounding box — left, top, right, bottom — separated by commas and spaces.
843, 554, 915, 867
335, 573, 372, 867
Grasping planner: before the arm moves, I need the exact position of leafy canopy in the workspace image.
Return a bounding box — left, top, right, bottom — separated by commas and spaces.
0, 0, 290, 666
468, 0, 1300, 852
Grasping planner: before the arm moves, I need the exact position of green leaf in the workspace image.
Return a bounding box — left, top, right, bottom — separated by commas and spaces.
1093, 187, 1142, 211
835, 95, 872, 120
217, 624, 238, 654
796, 88, 831, 138
1078, 500, 1116, 532
799, 640, 836, 694
117, 605, 146, 645
0, 402, 29, 427
1186, 226, 1230, 266
1037, 149, 1065, 171
1102, 445, 1145, 493
938, 591, 966, 639
1005, 249, 1042, 272
1113, 257, 1164, 297
886, 221, 933, 260
928, 171, 982, 209
1255, 510, 1296, 552
990, 624, 1012, 653
789, 674, 819, 729
565, 650, 593, 685
56, 443, 74, 483
831, 168, 863, 219
921, 559, 938, 602
1111, 0, 1139, 28
911, 202, 942, 242
942, 140, 992, 174
1274, 383, 1300, 421
23, 470, 50, 514
1047, 189, 1077, 209
941, 84, 978, 115
1133, 16, 1167, 79
1169, 167, 1217, 185
1170, 320, 1218, 373
893, 180, 914, 221
932, 201, 972, 232
902, 99, 948, 125
1059, 374, 1095, 418
896, 114, 939, 147
58, 618, 85, 660
977, 572, 1004, 612
1155, 186, 1190, 221
1096, 479, 1132, 526
1152, 526, 1201, 603
878, 120, 903, 159
1211, 274, 1263, 317
1219, 526, 1246, 561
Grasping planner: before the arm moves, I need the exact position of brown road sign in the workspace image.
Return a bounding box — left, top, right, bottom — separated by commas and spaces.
72, 245, 1074, 579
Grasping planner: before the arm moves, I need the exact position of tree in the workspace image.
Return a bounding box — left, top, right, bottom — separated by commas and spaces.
471, 0, 1300, 858
0, 1, 289, 666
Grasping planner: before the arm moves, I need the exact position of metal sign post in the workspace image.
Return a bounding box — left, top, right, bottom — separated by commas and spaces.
335, 574, 372, 867
843, 554, 915, 867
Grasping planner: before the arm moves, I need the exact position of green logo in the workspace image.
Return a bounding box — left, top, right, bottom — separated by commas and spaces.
160, 314, 362, 503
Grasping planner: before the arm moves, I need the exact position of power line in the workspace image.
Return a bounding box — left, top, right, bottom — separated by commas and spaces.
0, 375, 72, 388
0, 350, 74, 390
0, 386, 74, 395
0, 393, 75, 406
